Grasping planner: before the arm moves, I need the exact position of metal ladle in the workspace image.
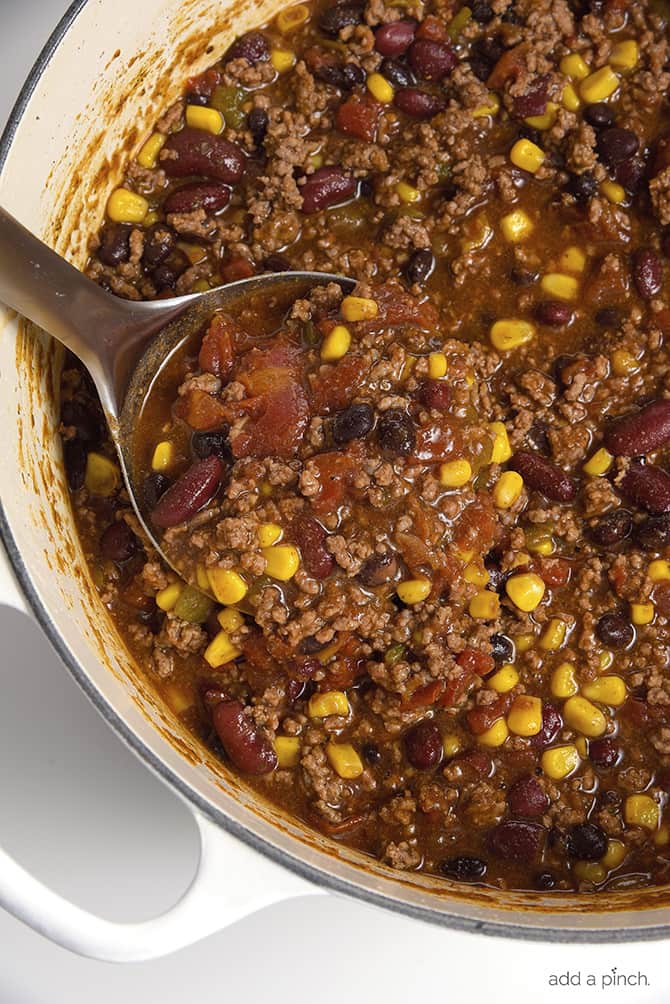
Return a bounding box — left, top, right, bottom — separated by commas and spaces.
0, 206, 354, 580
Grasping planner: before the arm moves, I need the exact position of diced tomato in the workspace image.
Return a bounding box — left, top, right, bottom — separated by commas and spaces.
413, 419, 459, 463
456, 648, 494, 677
198, 313, 236, 380
312, 355, 370, 413
455, 748, 493, 777
531, 556, 571, 588
487, 43, 528, 89
467, 693, 513, 736
364, 282, 439, 331
654, 581, 670, 617
421, 379, 451, 412
323, 656, 366, 691
291, 514, 334, 579
221, 257, 256, 283
186, 68, 222, 99
453, 495, 497, 554
175, 388, 229, 430
335, 94, 382, 142
308, 448, 361, 515
416, 15, 449, 41
439, 667, 476, 708
402, 679, 445, 710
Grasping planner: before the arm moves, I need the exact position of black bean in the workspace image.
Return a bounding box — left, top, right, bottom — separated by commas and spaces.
64, 439, 88, 491
404, 720, 443, 770
587, 509, 632, 547
225, 31, 269, 64
263, 252, 291, 272
470, 0, 495, 22
566, 170, 598, 203
191, 428, 232, 462
589, 738, 620, 768
632, 248, 663, 300
380, 58, 416, 89
636, 513, 670, 551
535, 300, 573, 327
247, 107, 269, 147
615, 156, 645, 195
511, 267, 537, 286
143, 472, 170, 509
377, 408, 416, 455
152, 250, 190, 291
332, 403, 375, 444
342, 62, 365, 88
362, 743, 382, 764
142, 223, 177, 270
100, 521, 139, 563
596, 611, 634, 649
358, 551, 398, 587
440, 856, 487, 881
405, 248, 435, 285
597, 127, 639, 166
535, 871, 556, 890
595, 306, 622, 328
662, 229, 670, 259
491, 633, 514, 663
97, 223, 132, 266
319, 3, 363, 36
566, 822, 608, 861
584, 102, 615, 129
60, 400, 103, 444
518, 125, 542, 147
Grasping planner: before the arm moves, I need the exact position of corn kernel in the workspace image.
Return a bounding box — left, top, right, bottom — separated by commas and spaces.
218, 608, 244, 632
490, 319, 536, 352
258, 522, 282, 547
609, 39, 638, 71
581, 675, 627, 707
308, 690, 349, 718
156, 582, 183, 611
164, 683, 193, 715
317, 637, 344, 665
192, 279, 210, 293
631, 602, 654, 625
196, 564, 210, 592
510, 138, 545, 174
204, 630, 241, 668
515, 633, 535, 653
649, 559, 670, 582
477, 717, 509, 748
271, 48, 296, 73
439, 459, 472, 488
551, 662, 578, 699
488, 421, 512, 463
655, 824, 670, 847
464, 562, 489, 586
525, 102, 558, 131
493, 470, 524, 509
396, 180, 420, 203
560, 246, 586, 273
510, 552, 531, 569
574, 861, 607, 884
276, 3, 310, 32
456, 548, 474, 563
326, 742, 363, 779
275, 736, 301, 768
505, 572, 545, 613
443, 733, 462, 758
583, 447, 614, 477
562, 82, 580, 112
500, 209, 534, 243
508, 695, 542, 737
541, 272, 579, 301
560, 53, 590, 80
142, 211, 160, 227
577, 735, 589, 757
84, 452, 119, 495
137, 132, 166, 169
527, 534, 555, 556
186, 104, 224, 134
472, 92, 500, 118
341, 295, 378, 322
599, 650, 614, 671
448, 4, 472, 40
625, 794, 659, 830
397, 577, 432, 605
602, 839, 626, 870
469, 589, 501, 620
262, 544, 300, 581
564, 695, 607, 737
207, 568, 247, 605
151, 440, 174, 472
601, 180, 626, 205
580, 65, 619, 103
489, 664, 519, 693
611, 349, 639, 375
367, 71, 394, 103
542, 744, 580, 780
320, 323, 351, 361
428, 352, 447, 379
540, 618, 567, 652
107, 188, 149, 224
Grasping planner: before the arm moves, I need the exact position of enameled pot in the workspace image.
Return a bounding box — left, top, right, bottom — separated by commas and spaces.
2, 0, 670, 961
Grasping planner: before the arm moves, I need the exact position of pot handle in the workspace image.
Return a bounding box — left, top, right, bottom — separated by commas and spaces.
0, 809, 320, 961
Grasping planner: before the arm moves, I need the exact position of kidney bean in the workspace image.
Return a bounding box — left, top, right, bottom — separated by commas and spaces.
587, 509, 632, 547
405, 248, 435, 285
143, 472, 169, 510
404, 720, 443, 769
164, 181, 230, 216
490, 632, 514, 663
584, 102, 615, 130
408, 38, 456, 81
487, 820, 545, 863
513, 77, 548, 118
300, 166, 356, 214
358, 550, 398, 587
619, 462, 670, 514
64, 439, 88, 491
440, 856, 487, 881
565, 170, 597, 204
394, 87, 446, 119
332, 403, 375, 444
100, 521, 139, 563
225, 31, 269, 64
421, 379, 450, 412
596, 611, 634, 649
381, 59, 416, 89
532, 703, 563, 748
510, 450, 576, 502
636, 512, 670, 551
508, 776, 549, 818
142, 224, 177, 270
597, 127, 639, 166
632, 248, 663, 300
319, 3, 364, 35
589, 737, 620, 768
162, 128, 245, 184
291, 514, 334, 580
98, 223, 132, 266
374, 20, 416, 57
566, 822, 608, 861
535, 300, 573, 327
212, 700, 277, 774
151, 456, 224, 528
191, 428, 232, 462
378, 408, 416, 455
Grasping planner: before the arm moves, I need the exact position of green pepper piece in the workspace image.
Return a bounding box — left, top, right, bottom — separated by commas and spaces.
210, 85, 247, 130
448, 5, 472, 41
173, 584, 214, 623
385, 643, 407, 666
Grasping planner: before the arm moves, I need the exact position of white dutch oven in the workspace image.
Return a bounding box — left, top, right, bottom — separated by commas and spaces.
2, 0, 670, 962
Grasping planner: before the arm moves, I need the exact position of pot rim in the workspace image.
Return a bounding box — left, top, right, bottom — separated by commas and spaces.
2, 0, 670, 943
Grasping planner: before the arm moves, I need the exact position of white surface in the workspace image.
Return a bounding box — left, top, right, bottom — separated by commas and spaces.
1, 0, 670, 999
